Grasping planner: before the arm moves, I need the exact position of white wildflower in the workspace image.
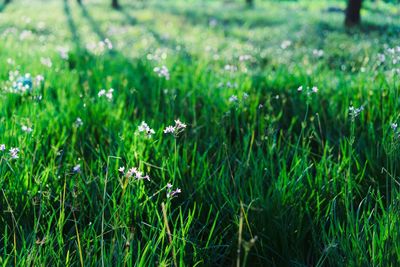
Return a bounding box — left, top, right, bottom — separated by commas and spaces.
229, 95, 238, 103
138, 121, 155, 137
9, 147, 20, 159
73, 164, 81, 173
21, 125, 33, 133
74, 117, 83, 128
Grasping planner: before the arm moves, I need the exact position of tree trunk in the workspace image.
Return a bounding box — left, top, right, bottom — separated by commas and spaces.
345, 0, 362, 26
112, 0, 120, 9
246, 0, 253, 7
77, 0, 81, 5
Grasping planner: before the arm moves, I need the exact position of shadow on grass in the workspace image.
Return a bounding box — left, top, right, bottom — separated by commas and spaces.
152, 3, 285, 29
63, 0, 82, 50
78, 2, 107, 41
316, 21, 400, 37
0, 0, 11, 12
116, 6, 192, 60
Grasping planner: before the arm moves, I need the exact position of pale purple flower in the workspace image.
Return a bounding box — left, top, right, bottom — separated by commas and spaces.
21, 125, 33, 133
164, 126, 175, 134
311, 86, 318, 93
153, 66, 170, 80
138, 121, 155, 138
125, 166, 150, 181
73, 164, 81, 173
9, 147, 20, 159
164, 119, 187, 136
174, 119, 186, 130
0, 144, 5, 151
167, 184, 182, 198
229, 95, 238, 103
98, 89, 106, 97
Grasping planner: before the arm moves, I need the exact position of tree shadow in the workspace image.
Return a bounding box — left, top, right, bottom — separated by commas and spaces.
0, 0, 11, 12
63, 0, 82, 50
116, 6, 192, 59
78, 3, 107, 41
316, 20, 400, 38
151, 3, 285, 30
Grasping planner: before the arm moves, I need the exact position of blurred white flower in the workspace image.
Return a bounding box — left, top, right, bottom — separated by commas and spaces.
73, 164, 81, 173
21, 125, 33, 133
74, 117, 83, 128
229, 95, 238, 103
153, 66, 170, 80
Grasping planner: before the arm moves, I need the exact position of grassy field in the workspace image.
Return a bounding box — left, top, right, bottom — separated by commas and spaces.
0, 0, 400, 266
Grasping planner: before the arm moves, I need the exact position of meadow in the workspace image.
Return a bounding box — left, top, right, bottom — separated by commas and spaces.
0, 0, 400, 266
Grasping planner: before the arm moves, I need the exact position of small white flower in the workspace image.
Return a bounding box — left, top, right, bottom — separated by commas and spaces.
106, 88, 114, 100
98, 89, 106, 97
118, 166, 125, 173
164, 126, 175, 134
40, 57, 52, 68
104, 38, 113, 50
229, 95, 238, 103
297, 86, 303, 92
153, 66, 170, 80
164, 119, 187, 136
138, 121, 155, 138
21, 125, 33, 133
349, 105, 364, 118
391, 123, 398, 131
0, 144, 5, 151
73, 164, 81, 173
311, 86, 318, 93
174, 119, 186, 130
74, 117, 83, 128
243, 93, 249, 100
9, 147, 20, 159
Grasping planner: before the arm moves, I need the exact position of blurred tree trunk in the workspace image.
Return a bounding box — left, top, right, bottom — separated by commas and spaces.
246, 0, 253, 7
345, 0, 362, 26
4, 0, 11, 4
77, 0, 81, 5
112, 0, 120, 9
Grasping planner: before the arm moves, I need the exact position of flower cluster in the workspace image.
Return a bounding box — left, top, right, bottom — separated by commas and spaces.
312, 49, 324, 58
119, 166, 150, 181
297, 85, 318, 94
21, 125, 33, 133
138, 121, 155, 138
3, 71, 44, 94
98, 88, 114, 101
164, 119, 187, 136
86, 38, 113, 55
7, 147, 20, 159
153, 66, 170, 80
74, 117, 83, 128
349, 105, 364, 119
166, 183, 181, 198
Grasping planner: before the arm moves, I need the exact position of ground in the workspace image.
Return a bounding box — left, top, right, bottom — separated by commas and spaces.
0, 0, 400, 266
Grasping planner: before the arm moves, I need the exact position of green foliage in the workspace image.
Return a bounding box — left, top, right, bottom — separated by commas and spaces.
0, 0, 399, 266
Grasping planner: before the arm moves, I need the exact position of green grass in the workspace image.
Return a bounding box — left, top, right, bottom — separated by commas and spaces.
0, 0, 400, 266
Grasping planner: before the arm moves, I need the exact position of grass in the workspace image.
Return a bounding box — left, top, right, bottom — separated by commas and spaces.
0, 0, 400, 266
